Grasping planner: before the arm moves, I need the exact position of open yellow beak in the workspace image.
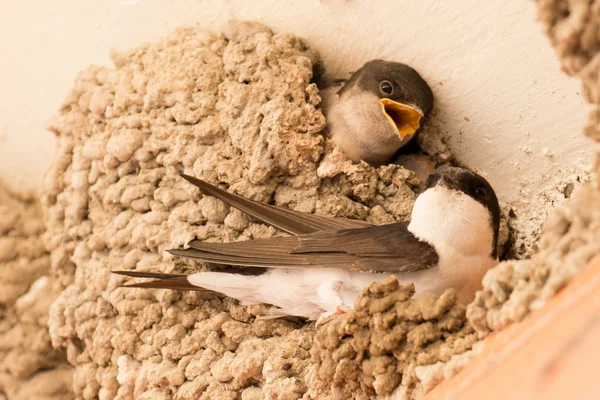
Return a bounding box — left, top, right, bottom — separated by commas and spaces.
380, 98, 424, 139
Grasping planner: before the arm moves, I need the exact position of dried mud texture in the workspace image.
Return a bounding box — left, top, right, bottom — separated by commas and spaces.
42, 22, 455, 399
0, 181, 73, 399
36, 10, 600, 400
376, 2, 600, 393
537, 0, 600, 103
465, 0, 600, 337
502, 161, 592, 260
537, 0, 600, 141
412, 341, 483, 394
308, 277, 477, 399
467, 170, 600, 337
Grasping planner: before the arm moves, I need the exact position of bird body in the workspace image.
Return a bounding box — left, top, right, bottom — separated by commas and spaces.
114, 168, 500, 325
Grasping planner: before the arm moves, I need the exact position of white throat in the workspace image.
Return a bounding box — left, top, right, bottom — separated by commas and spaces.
408, 187, 494, 258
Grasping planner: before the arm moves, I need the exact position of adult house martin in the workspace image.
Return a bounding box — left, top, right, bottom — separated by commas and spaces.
114, 167, 500, 326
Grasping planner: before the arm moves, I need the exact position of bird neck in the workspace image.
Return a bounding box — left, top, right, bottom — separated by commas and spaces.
437, 248, 498, 303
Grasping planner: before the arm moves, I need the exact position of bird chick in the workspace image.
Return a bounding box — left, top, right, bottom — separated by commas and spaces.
114, 167, 499, 326
324, 59, 433, 166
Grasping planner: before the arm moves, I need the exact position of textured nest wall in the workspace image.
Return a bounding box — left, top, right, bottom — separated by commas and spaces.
0, 181, 72, 400
538, 0, 600, 140
0, 2, 595, 398
470, 0, 600, 331
42, 22, 458, 399
461, 0, 600, 334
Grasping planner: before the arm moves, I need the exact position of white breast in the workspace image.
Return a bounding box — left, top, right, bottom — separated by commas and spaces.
408, 186, 498, 302
408, 186, 494, 257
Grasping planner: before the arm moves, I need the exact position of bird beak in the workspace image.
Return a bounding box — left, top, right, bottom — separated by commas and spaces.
379, 98, 424, 139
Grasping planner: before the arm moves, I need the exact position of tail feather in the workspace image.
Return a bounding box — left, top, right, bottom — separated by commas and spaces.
112, 270, 186, 279
113, 270, 222, 297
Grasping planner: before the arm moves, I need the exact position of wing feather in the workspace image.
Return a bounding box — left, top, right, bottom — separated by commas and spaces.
170, 222, 439, 273
180, 174, 372, 235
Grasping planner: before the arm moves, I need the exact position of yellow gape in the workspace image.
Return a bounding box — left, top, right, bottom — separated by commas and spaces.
379, 98, 423, 139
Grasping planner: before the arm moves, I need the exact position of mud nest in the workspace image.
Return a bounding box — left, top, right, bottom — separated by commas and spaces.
467, 0, 600, 338
0, 181, 72, 400
2, 3, 597, 398
308, 278, 476, 399
41, 22, 459, 399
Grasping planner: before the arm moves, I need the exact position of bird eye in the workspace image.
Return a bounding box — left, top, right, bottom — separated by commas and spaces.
380, 80, 393, 95
475, 186, 487, 197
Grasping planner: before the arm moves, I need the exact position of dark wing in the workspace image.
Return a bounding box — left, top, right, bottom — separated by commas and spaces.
180, 174, 372, 235
169, 222, 439, 274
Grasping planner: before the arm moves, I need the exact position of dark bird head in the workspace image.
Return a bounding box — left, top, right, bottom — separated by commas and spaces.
410, 167, 501, 259
339, 59, 433, 142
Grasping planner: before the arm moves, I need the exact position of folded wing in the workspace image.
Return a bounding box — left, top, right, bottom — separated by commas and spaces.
180, 174, 372, 235
113, 176, 438, 291
169, 222, 438, 273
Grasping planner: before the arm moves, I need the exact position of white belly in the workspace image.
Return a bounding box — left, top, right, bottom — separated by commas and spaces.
188, 253, 497, 320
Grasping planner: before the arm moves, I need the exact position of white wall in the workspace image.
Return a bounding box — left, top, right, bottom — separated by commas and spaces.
1, 0, 596, 218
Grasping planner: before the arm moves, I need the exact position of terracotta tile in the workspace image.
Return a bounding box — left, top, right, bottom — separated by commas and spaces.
425, 255, 600, 400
